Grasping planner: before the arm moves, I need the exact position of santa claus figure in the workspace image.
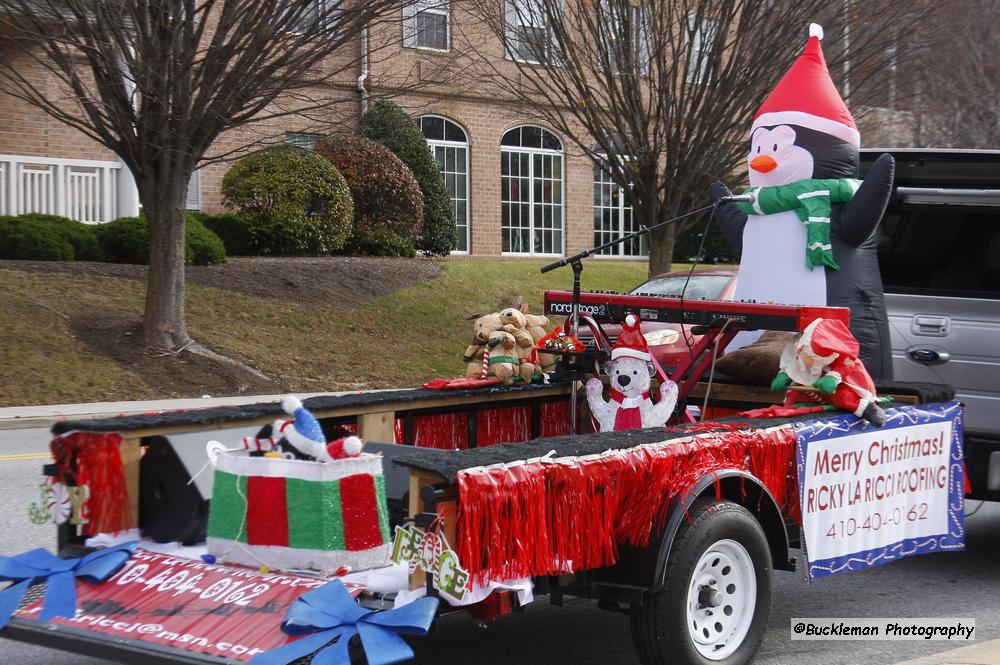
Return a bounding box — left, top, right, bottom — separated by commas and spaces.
771, 318, 886, 426
585, 315, 678, 432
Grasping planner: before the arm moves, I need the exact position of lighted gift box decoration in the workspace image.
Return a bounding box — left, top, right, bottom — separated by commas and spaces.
206, 397, 391, 573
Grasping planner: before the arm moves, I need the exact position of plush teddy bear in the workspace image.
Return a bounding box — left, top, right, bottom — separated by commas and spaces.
516, 303, 556, 375
463, 311, 504, 378
482, 329, 526, 384
498, 306, 541, 380
585, 315, 678, 431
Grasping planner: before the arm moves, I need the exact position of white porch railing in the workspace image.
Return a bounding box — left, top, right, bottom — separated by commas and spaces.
0, 154, 122, 224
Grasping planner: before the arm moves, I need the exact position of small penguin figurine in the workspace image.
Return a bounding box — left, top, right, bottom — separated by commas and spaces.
710, 23, 895, 379
279, 395, 333, 462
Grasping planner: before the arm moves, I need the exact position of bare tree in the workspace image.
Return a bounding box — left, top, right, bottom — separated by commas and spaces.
0, 0, 402, 351
464, 0, 927, 273
909, 0, 1000, 148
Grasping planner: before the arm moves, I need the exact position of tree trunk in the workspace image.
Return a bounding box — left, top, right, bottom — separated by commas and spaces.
141, 175, 191, 350
647, 206, 675, 275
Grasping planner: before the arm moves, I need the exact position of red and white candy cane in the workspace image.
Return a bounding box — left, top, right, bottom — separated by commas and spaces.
481, 347, 490, 379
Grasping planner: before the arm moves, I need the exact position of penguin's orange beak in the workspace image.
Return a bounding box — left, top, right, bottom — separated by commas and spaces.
750, 155, 778, 173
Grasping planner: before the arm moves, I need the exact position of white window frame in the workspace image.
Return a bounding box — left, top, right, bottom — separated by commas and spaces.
417, 115, 470, 254
403, 0, 450, 52
505, 0, 558, 64
602, 2, 646, 75
686, 15, 718, 84
285, 0, 340, 36
284, 132, 323, 150
185, 168, 201, 211
592, 159, 646, 258
500, 126, 565, 257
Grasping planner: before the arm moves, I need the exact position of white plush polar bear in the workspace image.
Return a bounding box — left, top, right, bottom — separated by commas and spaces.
584, 314, 679, 432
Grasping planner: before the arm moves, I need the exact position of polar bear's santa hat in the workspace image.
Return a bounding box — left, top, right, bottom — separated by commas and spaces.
611, 314, 650, 361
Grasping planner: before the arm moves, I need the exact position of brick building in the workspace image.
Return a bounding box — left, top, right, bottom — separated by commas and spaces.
0, 1, 649, 260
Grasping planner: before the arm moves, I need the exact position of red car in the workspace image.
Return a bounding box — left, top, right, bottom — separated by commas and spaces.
578, 268, 738, 370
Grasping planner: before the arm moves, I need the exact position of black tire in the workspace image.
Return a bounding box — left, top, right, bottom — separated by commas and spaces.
629, 499, 773, 665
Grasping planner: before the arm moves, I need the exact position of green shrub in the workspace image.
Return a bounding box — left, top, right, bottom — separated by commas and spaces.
315, 135, 424, 256
94, 216, 148, 264
192, 212, 254, 256
0, 212, 101, 261
96, 214, 226, 266
185, 215, 227, 265
361, 100, 457, 255
0, 216, 74, 261
354, 227, 416, 258
220, 146, 353, 255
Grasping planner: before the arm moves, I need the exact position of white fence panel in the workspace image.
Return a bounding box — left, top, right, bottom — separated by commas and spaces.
0, 154, 121, 222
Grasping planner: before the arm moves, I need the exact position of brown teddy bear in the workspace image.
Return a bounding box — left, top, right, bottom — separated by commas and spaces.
507, 298, 557, 375
484, 329, 525, 384
463, 311, 503, 378
498, 307, 541, 381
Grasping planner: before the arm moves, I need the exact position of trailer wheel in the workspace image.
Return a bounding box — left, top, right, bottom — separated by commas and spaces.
630, 499, 772, 665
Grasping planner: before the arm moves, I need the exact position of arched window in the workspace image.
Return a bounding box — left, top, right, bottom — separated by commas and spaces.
500, 126, 564, 255
594, 157, 646, 257
417, 115, 470, 253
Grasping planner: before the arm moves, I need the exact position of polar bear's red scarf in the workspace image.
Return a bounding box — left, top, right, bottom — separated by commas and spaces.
456, 424, 798, 584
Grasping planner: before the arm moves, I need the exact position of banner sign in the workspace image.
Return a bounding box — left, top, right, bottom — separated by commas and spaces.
15, 549, 363, 661
796, 401, 965, 578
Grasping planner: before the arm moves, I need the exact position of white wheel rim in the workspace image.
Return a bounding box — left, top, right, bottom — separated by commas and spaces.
685, 538, 757, 660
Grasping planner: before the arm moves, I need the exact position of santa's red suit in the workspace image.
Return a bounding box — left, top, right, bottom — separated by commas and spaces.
776, 318, 879, 419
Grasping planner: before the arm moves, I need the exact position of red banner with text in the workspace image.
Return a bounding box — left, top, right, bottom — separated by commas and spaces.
15, 549, 362, 661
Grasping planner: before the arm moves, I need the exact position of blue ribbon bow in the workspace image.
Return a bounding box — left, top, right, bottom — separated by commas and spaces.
0, 541, 137, 630
250, 580, 439, 665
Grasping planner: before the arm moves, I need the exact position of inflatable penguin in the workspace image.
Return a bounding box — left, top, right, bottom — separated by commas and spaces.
710, 23, 895, 379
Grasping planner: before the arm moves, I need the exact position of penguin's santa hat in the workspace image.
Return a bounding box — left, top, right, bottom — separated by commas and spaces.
611, 314, 650, 362
752, 23, 859, 150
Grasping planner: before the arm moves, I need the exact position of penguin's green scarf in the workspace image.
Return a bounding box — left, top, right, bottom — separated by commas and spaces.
736, 178, 861, 270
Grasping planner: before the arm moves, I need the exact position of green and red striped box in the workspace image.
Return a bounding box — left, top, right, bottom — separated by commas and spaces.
207, 453, 391, 573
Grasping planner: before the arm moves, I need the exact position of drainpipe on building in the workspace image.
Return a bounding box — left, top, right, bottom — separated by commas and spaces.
357, 24, 370, 115
116, 48, 141, 219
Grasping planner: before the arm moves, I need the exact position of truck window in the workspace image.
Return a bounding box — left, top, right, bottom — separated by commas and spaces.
878, 207, 1000, 299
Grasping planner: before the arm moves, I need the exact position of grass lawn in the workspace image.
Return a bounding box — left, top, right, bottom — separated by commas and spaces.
1, 258, 665, 405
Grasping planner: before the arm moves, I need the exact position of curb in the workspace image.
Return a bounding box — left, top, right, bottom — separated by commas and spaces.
0, 393, 331, 431
892, 640, 1000, 665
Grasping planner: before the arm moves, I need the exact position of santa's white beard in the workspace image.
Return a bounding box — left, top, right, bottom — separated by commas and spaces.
785, 355, 825, 386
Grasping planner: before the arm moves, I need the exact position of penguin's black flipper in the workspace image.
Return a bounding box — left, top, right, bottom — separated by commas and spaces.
710, 180, 749, 252
833, 153, 895, 246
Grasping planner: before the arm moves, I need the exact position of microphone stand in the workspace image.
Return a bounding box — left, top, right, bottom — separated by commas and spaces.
539, 202, 719, 433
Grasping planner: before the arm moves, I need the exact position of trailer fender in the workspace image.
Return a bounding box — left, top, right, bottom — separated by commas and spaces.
650, 470, 793, 590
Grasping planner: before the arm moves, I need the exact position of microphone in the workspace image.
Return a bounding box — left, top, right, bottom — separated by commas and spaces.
718, 192, 756, 204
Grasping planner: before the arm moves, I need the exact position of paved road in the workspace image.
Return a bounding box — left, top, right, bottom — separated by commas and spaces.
1, 426, 997, 665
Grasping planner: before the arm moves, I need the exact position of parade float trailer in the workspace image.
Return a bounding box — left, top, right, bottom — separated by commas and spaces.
0, 286, 965, 665
0, 18, 983, 664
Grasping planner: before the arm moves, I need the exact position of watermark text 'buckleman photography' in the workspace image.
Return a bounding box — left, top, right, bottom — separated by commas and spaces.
790, 618, 975, 641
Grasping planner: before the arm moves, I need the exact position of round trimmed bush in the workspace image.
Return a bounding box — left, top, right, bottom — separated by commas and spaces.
95, 216, 148, 264
221, 146, 353, 255
192, 212, 254, 256
0, 216, 74, 260
361, 100, 457, 255
186, 215, 227, 265
355, 227, 416, 257
95, 214, 226, 266
16, 213, 104, 261
315, 135, 424, 255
